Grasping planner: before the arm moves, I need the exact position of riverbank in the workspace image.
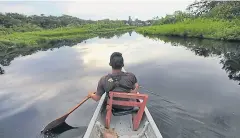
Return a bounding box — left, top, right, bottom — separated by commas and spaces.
0, 29, 132, 66
136, 18, 240, 41
0, 25, 135, 50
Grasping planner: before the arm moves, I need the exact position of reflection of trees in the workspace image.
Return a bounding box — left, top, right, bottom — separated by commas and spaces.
0, 66, 4, 74
221, 52, 240, 84
0, 39, 86, 66
128, 30, 133, 36
141, 34, 240, 85
194, 47, 211, 57
97, 30, 130, 39
0, 31, 131, 66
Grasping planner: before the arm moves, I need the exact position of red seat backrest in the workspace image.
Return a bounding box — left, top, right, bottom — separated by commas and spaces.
105, 91, 148, 131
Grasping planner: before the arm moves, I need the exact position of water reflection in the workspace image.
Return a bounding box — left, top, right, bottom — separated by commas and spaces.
221, 52, 240, 85
97, 30, 130, 39
0, 66, 4, 74
142, 35, 240, 85
0, 32, 240, 138
0, 30, 132, 67
0, 31, 139, 138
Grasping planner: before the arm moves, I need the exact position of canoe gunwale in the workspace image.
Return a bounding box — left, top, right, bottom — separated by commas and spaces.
83, 93, 106, 138
144, 107, 163, 138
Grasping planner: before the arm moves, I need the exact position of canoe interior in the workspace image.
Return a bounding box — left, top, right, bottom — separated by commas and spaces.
83, 93, 163, 138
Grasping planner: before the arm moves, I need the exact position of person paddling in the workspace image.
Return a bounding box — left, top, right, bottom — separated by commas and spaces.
88, 52, 139, 110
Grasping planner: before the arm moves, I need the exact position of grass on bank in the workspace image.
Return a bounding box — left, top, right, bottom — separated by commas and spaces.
0, 26, 135, 48
136, 18, 240, 41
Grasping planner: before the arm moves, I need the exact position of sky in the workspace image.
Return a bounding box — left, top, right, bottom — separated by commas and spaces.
0, 0, 194, 20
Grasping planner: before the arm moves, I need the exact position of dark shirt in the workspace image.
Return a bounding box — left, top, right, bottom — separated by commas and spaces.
96, 71, 137, 109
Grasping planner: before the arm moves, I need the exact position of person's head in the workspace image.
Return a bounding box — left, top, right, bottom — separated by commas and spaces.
109, 52, 124, 70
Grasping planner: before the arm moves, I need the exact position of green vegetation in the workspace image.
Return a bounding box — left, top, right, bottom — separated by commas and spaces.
137, 1, 240, 41
0, 13, 94, 34
0, 12, 137, 50
0, 25, 134, 45
0, 13, 145, 35
0, 21, 135, 49
137, 18, 240, 41
0, 13, 137, 66
1, 1, 239, 64
0, 30, 132, 66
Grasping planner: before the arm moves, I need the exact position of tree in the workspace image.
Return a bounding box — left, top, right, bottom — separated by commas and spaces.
128, 16, 132, 25
0, 12, 98, 34
186, 0, 222, 16
186, 0, 240, 18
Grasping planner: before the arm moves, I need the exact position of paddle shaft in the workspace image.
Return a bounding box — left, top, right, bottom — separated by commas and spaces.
42, 95, 92, 134
58, 96, 90, 119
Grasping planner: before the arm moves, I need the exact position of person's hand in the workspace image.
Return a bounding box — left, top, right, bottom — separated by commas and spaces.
130, 89, 138, 93
88, 92, 96, 98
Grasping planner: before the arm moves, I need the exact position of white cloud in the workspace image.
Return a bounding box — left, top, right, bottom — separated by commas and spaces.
74, 33, 196, 70
0, 0, 194, 20
58, 0, 193, 20
0, 3, 35, 14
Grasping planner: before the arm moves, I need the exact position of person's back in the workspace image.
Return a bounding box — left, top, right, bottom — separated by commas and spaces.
98, 71, 137, 109
88, 52, 139, 110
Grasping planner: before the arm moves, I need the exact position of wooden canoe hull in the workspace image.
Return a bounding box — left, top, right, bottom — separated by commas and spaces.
83, 93, 163, 138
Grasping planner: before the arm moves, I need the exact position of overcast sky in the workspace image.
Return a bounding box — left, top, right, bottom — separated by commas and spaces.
0, 0, 194, 20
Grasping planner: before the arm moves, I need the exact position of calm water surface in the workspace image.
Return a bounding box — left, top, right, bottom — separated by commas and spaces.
0, 32, 240, 138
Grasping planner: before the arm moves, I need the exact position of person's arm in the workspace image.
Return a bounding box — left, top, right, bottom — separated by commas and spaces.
130, 83, 139, 93
130, 73, 139, 93
88, 92, 101, 101
88, 76, 105, 102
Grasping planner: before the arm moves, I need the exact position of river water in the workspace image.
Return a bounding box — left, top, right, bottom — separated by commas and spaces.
0, 32, 240, 138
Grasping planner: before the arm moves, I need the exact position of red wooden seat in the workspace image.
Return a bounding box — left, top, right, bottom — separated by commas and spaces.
105, 91, 148, 131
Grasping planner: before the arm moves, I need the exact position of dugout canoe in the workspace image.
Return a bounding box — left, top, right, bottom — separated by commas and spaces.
83, 93, 163, 138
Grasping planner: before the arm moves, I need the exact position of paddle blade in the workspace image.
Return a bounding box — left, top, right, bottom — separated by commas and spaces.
41, 122, 78, 138
41, 115, 68, 134
41, 96, 90, 135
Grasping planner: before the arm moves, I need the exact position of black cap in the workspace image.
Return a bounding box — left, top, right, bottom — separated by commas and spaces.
109, 52, 124, 69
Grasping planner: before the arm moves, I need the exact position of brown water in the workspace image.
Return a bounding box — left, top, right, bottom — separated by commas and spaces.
0, 32, 240, 138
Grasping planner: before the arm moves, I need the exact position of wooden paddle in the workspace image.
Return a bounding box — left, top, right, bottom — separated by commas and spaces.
41, 95, 91, 134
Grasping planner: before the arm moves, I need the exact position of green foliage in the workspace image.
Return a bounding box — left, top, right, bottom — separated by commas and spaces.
204, 2, 240, 19
0, 30, 132, 66
137, 18, 240, 41
138, 1, 240, 41
187, 1, 240, 18
152, 11, 193, 25
0, 13, 93, 28
0, 13, 135, 54
152, 1, 240, 26
0, 24, 135, 49
0, 13, 130, 35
